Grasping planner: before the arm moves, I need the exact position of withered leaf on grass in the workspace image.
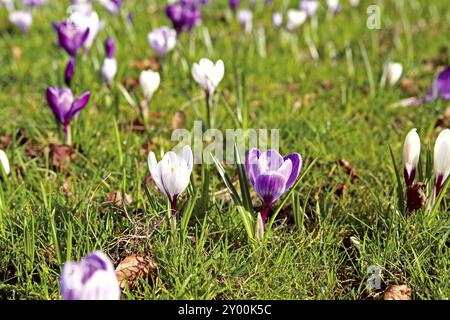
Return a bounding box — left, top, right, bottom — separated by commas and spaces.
172, 111, 186, 130
339, 159, 358, 182
383, 284, 412, 300
50, 144, 75, 171
116, 254, 157, 289
107, 191, 133, 208
130, 57, 160, 71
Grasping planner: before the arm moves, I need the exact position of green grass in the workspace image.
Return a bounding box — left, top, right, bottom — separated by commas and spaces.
0, 0, 449, 299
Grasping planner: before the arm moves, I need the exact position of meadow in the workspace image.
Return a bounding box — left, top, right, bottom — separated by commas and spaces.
0, 0, 449, 300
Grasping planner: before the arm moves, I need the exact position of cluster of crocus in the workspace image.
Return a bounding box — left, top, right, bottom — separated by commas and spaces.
46, 87, 91, 145
246, 149, 302, 227
237, 9, 253, 34
148, 145, 193, 212
147, 26, 177, 58
101, 36, 117, 86
166, 0, 201, 34
402, 128, 450, 208
60, 251, 120, 300
0, 149, 10, 176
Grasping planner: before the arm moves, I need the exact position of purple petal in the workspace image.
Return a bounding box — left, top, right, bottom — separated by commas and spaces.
46, 87, 64, 124
245, 148, 261, 187
68, 91, 90, 122
283, 153, 302, 190
254, 172, 287, 205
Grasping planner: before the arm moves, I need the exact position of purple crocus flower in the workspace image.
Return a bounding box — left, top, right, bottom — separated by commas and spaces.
427, 66, 450, 102
246, 148, 302, 226
229, 0, 240, 11
101, 37, 117, 85
99, 0, 123, 15
166, 1, 201, 34
272, 12, 283, 28
46, 87, 90, 144
53, 20, 90, 56
23, 0, 47, 7
9, 11, 33, 33
64, 58, 75, 87
60, 251, 120, 300
237, 9, 253, 34
147, 26, 177, 57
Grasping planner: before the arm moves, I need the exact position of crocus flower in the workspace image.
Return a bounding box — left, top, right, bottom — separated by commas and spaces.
101, 37, 117, 85
237, 9, 253, 34
9, 11, 33, 33
300, 0, 319, 17
0, 0, 13, 11
246, 148, 302, 226
434, 129, 450, 196
272, 12, 283, 28
0, 150, 10, 176
53, 20, 90, 56
69, 9, 102, 51
229, 0, 240, 11
98, 0, 123, 15
166, 2, 201, 34
349, 0, 360, 7
386, 62, 403, 86
139, 70, 160, 102
147, 26, 177, 57
23, 0, 47, 7
65, 57, 75, 87
427, 66, 450, 102
60, 251, 120, 300
402, 128, 420, 186
286, 9, 307, 30
326, 0, 341, 14
46, 87, 90, 145
148, 145, 193, 211
191, 58, 224, 98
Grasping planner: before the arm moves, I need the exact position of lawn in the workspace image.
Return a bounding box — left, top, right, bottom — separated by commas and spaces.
0, 0, 449, 300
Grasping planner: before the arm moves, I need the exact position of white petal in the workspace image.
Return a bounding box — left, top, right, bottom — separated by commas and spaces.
434, 129, 450, 182
0, 150, 10, 176
387, 62, 403, 86
402, 128, 420, 176
178, 145, 193, 172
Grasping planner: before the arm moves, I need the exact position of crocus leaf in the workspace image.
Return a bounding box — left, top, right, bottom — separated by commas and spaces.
234, 141, 253, 215
211, 153, 242, 206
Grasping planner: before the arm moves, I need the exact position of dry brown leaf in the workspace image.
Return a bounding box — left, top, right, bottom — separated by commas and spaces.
339, 159, 358, 181
406, 182, 426, 213
50, 144, 75, 171
172, 111, 186, 130
383, 284, 412, 300
11, 46, 22, 65
121, 77, 139, 90
130, 57, 160, 71
115, 254, 157, 289
401, 78, 420, 96
107, 191, 133, 208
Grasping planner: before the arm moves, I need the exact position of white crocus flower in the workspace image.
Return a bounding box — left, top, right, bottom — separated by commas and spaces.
402, 128, 420, 186
69, 9, 103, 50
191, 58, 225, 97
148, 145, 193, 206
286, 9, 307, 30
101, 58, 117, 85
386, 62, 403, 86
0, 150, 10, 176
434, 129, 450, 195
139, 70, 160, 101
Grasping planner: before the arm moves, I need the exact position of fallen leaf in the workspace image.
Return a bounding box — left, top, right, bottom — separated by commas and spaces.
383, 284, 412, 300
401, 78, 420, 96
339, 159, 358, 181
0, 135, 11, 149
107, 191, 133, 208
11, 46, 22, 65
121, 77, 139, 91
50, 144, 75, 171
115, 254, 157, 289
171, 111, 186, 130
130, 57, 159, 71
